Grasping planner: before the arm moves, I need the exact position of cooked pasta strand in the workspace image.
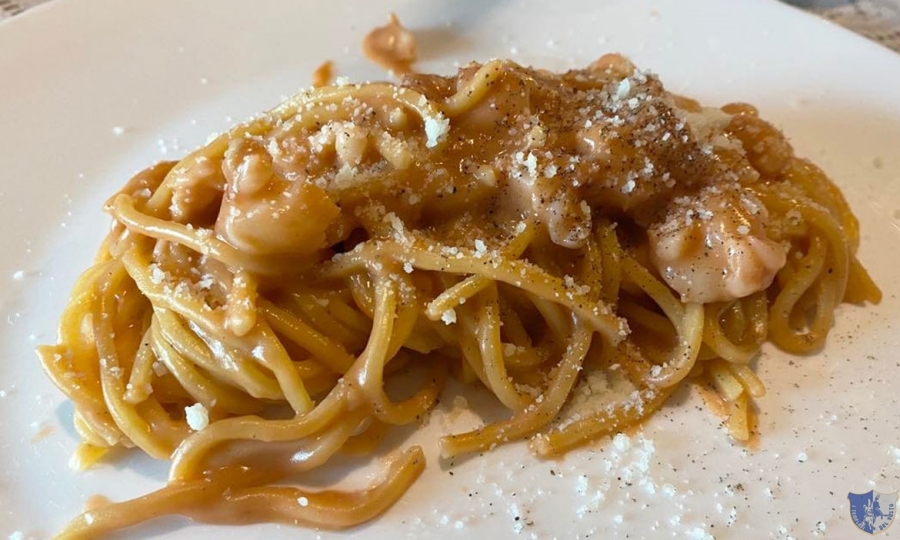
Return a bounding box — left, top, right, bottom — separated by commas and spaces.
38, 56, 878, 539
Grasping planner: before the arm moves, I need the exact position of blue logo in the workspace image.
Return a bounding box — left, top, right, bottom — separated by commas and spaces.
848, 490, 898, 535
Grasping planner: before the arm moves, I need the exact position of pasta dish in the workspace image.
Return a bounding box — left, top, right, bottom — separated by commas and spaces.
38, 54, 880, 538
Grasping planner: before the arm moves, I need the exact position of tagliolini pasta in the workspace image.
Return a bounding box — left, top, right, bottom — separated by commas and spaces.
38, 54, 880, 539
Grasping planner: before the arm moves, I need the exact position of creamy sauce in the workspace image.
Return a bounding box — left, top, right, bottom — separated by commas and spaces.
188, 56, 786, 303
84, 494, 112, 512
311, 61, 334, 88
30, 423, 55, 443
362, 13, 417, 74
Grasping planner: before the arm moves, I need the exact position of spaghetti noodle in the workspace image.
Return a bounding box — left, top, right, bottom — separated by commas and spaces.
38, 54, 880, 538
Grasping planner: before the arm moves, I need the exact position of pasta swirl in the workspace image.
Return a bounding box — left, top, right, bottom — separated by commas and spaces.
38, 55, 879, 538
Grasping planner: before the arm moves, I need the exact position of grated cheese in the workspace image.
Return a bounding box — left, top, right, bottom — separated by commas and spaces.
148, 264, 166, 285
474, 239, 487, 257
441, 309, 457, 325
615, 78, 631, 100
424, 114, 450, 148
151, 361, 168, 377
524, 152, 538, 176
687, 527, 716, 540
197, 274, 215, 290
185, 403, 209, 431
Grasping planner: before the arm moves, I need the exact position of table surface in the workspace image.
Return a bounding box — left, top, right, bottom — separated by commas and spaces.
7, 0, 900, 53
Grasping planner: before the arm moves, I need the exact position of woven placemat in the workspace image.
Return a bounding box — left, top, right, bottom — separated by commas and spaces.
790, 0, 900, 50
2, 0, 899, 52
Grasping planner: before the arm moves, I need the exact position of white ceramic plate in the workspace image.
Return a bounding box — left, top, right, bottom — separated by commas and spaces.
3, 0, 900, 538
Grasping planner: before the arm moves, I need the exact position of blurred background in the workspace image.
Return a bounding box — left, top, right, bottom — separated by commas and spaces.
2, 0, 900, 52
786, 0, 900, 50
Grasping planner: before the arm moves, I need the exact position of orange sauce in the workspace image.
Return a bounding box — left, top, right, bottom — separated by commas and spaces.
84, 494, 112, 512
30, 423, 55, 443
362, 13, 416, 74
311, 61, 334, 88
